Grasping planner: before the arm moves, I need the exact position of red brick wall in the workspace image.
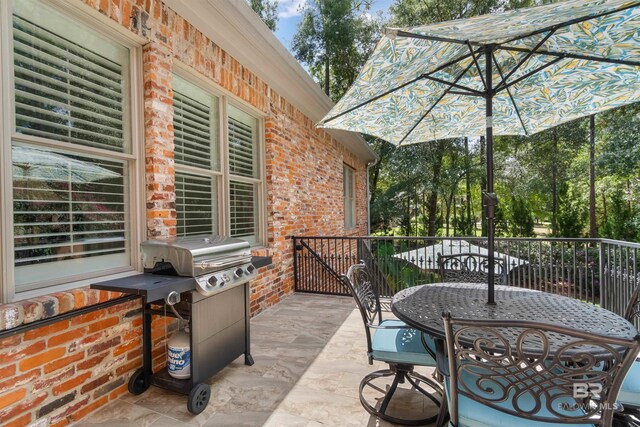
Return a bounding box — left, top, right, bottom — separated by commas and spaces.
143, 42, 176, 239
0, 294, 138, 427
0, 0, 370, 425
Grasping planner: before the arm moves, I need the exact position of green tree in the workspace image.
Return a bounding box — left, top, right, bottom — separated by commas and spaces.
292, 0, 380, 100
364, 0, 627, 241
601, 190, 639, 241
389, 0, 536, 26
598, 103, 640, 177
376, 0, 545, 238
248, 0, 279, 31
497, 118, 587, 235
556, 194, 587, 238
509, 197, 535, 237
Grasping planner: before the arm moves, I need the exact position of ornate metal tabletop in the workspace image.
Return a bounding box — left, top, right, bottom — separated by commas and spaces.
391, 283, 638, 355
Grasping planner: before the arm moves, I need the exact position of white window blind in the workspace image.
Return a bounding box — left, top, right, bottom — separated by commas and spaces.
10, 0, 133, 292
229, 181, 258, 240
176, 172, 218, 236
173, 75, 220, 236
13, 0, 130, 153
174, 92, 212, 169
228, 105, 258, 179
13, 146, 129, 289
344, 164, 356, 229
173, 74, 220, 171
228, 106, 260, 244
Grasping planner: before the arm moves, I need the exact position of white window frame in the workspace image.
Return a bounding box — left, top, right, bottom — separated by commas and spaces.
344, 163, 356, 229
0, 0, 145, 302
172, 73, 223, 237
174, 62, 266, 247
225, 102, 265, 245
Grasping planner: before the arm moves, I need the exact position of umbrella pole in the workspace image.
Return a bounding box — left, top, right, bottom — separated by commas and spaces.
485, 47, 497, 305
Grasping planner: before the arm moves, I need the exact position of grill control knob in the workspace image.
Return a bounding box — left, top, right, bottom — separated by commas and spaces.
208, 276, 218, 286
246, 264, 256, 275
234, 268, 244, 278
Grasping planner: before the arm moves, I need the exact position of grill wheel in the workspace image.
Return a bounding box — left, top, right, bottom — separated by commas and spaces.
187, 383, 211, 415
128, 368, 150, 395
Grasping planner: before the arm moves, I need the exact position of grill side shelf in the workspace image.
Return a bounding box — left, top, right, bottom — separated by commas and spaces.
251, 256, 272, 269
91, 274, 196, 303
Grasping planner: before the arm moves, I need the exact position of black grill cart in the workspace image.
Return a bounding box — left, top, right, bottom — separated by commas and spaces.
91, 273, 254, 414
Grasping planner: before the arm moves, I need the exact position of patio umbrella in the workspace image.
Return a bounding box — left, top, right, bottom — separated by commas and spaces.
319, 0, 640, 304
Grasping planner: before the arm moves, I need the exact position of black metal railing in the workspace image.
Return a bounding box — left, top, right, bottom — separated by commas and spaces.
601, 239, 640, 320
292, 236, 640, 321
292, 237, 353, 296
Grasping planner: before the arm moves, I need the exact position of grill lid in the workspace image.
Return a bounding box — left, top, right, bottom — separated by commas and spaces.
141, 235, 252, 277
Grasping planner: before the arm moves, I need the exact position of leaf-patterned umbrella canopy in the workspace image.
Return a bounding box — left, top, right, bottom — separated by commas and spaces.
320, 0, 640, 303
319, 0, 640, 145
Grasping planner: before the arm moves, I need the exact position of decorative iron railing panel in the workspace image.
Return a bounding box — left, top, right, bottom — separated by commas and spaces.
600, 239, 640, 325
292, 236, 640, 325
292, 237, 356, 296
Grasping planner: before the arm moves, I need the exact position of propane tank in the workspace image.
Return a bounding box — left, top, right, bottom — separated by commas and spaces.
167, 330, 191, 379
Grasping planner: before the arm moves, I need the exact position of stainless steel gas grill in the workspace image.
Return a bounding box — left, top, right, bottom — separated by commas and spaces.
91, 235, 257, 415
141, 235, 257, 296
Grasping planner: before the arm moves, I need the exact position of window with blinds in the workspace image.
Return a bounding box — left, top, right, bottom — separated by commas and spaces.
228, 105, 258, 179
12, 0, 130, 153
230, 181, 258, 239
228, 106, 260, 244
10, 0, 133, 292
176, 172, 218, 236
344, 164, 356, 229
13, 146, 129, 287
173, 75, 220, 236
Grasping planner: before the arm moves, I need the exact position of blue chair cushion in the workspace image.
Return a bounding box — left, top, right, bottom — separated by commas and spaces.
369, 319, 437, 366
619, 360, 640, 407
444, 371, 594, 427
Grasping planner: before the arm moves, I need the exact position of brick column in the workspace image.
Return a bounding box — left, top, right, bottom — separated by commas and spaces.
143, 42, 175, 238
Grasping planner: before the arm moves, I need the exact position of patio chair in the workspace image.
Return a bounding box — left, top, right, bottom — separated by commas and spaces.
342, 262, 443, 426
436, 312, 640, 427
625, 284, 640, 324
616, 285, 640, 425
437, 252, 507, 286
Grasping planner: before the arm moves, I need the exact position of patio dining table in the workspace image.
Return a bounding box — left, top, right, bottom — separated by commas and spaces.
391, 283, 638, 357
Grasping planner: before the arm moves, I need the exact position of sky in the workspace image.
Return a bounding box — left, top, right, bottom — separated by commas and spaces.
274, 0, 395, 50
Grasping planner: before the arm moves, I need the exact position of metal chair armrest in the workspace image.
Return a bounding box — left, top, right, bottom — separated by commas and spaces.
366, 323, 408, 330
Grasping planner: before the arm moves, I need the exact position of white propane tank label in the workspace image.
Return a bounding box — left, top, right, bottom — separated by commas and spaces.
168, 331, 191, 379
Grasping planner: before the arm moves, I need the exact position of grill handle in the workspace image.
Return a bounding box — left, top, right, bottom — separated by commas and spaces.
196, 255, 251, 270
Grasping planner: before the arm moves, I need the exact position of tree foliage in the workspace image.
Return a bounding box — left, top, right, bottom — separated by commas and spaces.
291, 0, 640, 242
598, 103, 640, 177
389, 0, 538, 25
509, 197, 535, 237
556, 192, 587, 238
248, 0, 279, 31
601, 190, 639, 241
291, 0, 380, 101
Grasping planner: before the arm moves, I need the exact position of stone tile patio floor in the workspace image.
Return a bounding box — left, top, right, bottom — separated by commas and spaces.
74, 293, 439, 426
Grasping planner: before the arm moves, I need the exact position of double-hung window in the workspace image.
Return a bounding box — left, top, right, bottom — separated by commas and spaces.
4, 0, 138, 296
173, 72, 264, 245
344, 164, 356, 229
173, 75, 220, 236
